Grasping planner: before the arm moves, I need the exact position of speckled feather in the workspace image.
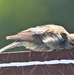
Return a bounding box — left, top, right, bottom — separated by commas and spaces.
0, 24, 74, 53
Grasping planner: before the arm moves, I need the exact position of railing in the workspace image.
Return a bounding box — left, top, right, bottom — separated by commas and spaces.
0, 49, 74, 75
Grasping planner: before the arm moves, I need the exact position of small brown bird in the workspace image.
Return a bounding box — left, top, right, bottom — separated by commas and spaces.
0, 24, 74, 53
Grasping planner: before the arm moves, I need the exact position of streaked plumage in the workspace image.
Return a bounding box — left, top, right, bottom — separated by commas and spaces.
0, 24, 74, 53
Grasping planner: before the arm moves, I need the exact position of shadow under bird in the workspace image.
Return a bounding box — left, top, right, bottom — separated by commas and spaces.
0, 24, 74, 53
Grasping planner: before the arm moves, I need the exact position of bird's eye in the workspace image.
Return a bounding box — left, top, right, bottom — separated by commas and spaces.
61, 33, 68, 41
61, 33, 67, 38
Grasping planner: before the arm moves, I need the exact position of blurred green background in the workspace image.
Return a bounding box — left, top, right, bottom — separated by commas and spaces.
0, 0, 74, 52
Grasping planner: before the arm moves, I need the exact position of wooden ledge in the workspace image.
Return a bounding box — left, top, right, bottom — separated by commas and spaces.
0, 49, 74, 75
0, 49, 74, 63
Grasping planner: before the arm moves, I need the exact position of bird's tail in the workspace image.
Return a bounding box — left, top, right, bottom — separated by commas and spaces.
6, 35, 19, 40
0, 42, 20, 53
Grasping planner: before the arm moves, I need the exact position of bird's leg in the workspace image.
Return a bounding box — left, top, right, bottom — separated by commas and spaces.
29, 50, 33, 61
42, 51, 48, 60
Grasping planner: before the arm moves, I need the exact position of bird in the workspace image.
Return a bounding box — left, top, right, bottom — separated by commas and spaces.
0, 24, 74, 53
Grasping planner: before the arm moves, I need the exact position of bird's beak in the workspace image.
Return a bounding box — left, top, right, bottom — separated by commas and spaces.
68, 33, 74, 46
69, 34, 74, 41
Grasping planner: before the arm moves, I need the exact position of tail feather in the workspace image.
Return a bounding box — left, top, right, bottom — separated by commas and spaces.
0, 42, 19, 53
6, 35, 19, 40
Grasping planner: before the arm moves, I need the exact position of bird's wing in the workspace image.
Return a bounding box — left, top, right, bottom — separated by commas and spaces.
6, 24, 70, 43
6, 25, 48, 41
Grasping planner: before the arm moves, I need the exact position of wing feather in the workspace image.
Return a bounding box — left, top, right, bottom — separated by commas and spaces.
6, 24, 69, 44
